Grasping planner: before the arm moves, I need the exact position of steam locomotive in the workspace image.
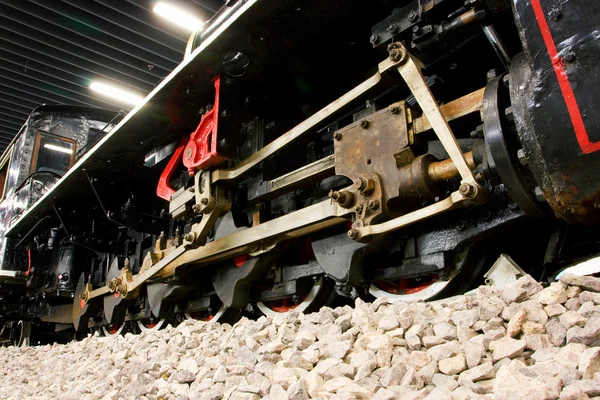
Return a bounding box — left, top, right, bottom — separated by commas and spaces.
1, 0, 599, 345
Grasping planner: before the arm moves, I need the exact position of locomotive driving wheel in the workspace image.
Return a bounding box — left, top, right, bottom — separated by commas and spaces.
367, 246, 490, 302
369, 274, 452, 302
256, 277, 333, 317
101, 323, 126, 337
185, 302, 241, 324
0, 320, 32, 347
136, 319, 168, 333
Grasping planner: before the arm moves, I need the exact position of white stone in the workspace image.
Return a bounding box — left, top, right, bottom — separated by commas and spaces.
433, 322, 457, 341
579, 347, 600, 379
451, 310, 480, 327
538, 283, 568, 305
438, 353, 466, 375
491, 338, 526, 361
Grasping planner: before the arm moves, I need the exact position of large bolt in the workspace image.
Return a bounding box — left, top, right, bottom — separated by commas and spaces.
548, 8, 562, 21
387, 43, 407, 63
200, 198, 209, 205
459, 183, 476, 198
390, 106, 401, 115
563, 51, 576, 63
389, 48, 405, 63
329, 190, 355, 208
354, 175, 375, 195
360, 120, 370, 130
470, 124, 484, 139
347, 229, 360, 240
486, 69, 500, 82
367, 199, 379, 210
116, 282, 128, 296
370, 34, 379, 45
354, 177, 366, 191
184, 233, 195, 242
387, 24, 399, 35
329, 190, 345, 203
455, 220, 467, 231
334, 132, 343, 141
408, 10, 418, 22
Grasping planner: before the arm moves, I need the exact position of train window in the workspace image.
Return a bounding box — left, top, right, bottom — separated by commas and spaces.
0, 149, 11, 201
30, 131, 76, 175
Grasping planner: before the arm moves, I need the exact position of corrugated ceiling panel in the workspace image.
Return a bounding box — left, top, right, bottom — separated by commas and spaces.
0, 0, 221, 153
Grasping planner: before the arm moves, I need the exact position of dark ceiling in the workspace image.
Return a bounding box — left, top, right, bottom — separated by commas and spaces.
0, 0, 224, 153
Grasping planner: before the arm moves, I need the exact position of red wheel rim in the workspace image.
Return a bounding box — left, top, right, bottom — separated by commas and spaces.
374, 275, 439, 295
262, 294, 307, 313
142, 322, 158, 329
107, 324, 121, 335
188, 311, 215, 321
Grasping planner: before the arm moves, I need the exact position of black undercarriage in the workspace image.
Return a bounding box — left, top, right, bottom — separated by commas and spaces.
1, 0, 600, 344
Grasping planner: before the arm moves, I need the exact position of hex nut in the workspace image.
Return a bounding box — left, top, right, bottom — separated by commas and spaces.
534, 186, 546, 202
354, 176, 375, 195
459, 183, 476, 198
367, 199, 379, 210
517, 149, 528, 166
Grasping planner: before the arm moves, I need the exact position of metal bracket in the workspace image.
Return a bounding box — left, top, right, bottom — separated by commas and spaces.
350, 44, 487, 241
193, 171, 218, 215
183, 76, 228, 174
353, 190, 469, 241
391, 43, 483, 198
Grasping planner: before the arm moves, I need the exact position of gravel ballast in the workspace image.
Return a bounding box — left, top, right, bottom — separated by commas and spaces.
2, 273, 600, 400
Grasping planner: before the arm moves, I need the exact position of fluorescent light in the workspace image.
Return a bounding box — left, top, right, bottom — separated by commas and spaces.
153, 2, 204, 32
90, 81, 144, 106
44, 143, 72, 155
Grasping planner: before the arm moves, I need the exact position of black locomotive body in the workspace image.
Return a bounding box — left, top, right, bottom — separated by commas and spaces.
1, 0, 600, 342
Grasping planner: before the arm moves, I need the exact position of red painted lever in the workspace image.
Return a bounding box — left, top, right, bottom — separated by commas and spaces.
182, 76, 228, 175
156, 138, 188, 200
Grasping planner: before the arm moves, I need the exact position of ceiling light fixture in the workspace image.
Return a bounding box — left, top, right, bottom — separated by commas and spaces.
44, 143, 73, 155
90, 81, 144, 106
153, 2, 204, 32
